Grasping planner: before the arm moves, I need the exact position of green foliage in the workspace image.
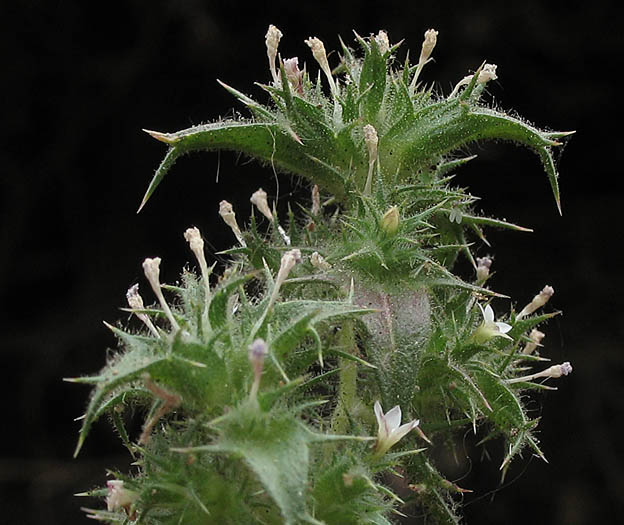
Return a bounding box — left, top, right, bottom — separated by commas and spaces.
72, 27, 573, 524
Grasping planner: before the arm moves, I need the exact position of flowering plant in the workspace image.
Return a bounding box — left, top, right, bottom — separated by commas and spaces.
71, 26, 573, 523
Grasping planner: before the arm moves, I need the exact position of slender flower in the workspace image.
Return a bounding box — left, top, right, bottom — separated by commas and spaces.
283, 57, 303, 93
250, 188, 273, 221
267, 249, 302, 310
106, 480, 138, 513
142, 257, 180, 332
184, 227, 212, 301
305, 36, 336, 94
219, 200, 247, 247
363, 124, 379, 194
476, 256, 493, 282
248, 338, 268, 399
471, 303, 512, 344
517, 285, 555, 319
507, 362, 573, 384
250, 188, 290, 244
310, 251, 331, 271
522, 328, 546, 355
380, 206, 400, 236
419, 29, 438, 65
373, 401, 421, 457
410, 28, 438, 92
126, 284, 160, 338
265, 24, 283, 85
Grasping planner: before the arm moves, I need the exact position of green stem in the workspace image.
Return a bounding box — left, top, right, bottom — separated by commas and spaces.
330, 320, 358, 435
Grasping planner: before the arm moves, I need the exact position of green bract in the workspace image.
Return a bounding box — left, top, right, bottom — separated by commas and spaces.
72, 28, 573, 524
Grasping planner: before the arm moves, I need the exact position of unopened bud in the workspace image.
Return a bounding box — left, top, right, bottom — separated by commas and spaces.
545, 361, 573, 378
219, 200, 247, 247
419, 29, 438, 65
250, 188, 273, 221
267, 249, 302, 310
142, 257, 180, 332
522, 329, 546, 355
184, 227, 212, 301
310, 251, 331, 271
476, 256, 493, 281
305, 36, 336, 94
380, 206, 400, 236
375, 30, 390, 54
266, 24, 283, 84
248, 338, 268, 399
517, 285, 555, 318
126, 284, 160, 338
507, 361, 572, 384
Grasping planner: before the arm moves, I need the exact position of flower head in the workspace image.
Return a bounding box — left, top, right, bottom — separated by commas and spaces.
373, 401, 420, 457
472, 303, 512, 344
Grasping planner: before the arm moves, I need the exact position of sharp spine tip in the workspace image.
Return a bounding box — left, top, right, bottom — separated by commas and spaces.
142, 128, 177, 144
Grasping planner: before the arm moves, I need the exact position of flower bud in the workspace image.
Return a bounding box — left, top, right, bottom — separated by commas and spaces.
250, 188, 273, 221
219, 200, 247, 247
126, 284, 160, 338
517, 285, 555, 319
248, 338, 269, 399
184, 227, 212, 300
419, 29, 438, 65
267, 249, 302, 310
142, 257, 180, 332
265, 25, 283, 84
305, 36, 336, 94
380, 206, 400, 236
476, 256, 493, 282
507, 361, 573, 384
522, 329, 546, 355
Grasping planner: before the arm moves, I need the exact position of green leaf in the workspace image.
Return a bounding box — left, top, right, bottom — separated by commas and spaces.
140, 121, 346, 211
179, 403, 319, 524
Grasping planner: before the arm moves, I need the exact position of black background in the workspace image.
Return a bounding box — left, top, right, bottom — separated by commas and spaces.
2, 1, 622, 523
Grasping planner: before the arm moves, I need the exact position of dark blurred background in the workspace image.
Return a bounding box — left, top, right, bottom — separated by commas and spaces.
2, 1, 621, 523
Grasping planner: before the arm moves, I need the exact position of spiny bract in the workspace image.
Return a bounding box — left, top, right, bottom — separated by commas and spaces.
71, 27, 573, 524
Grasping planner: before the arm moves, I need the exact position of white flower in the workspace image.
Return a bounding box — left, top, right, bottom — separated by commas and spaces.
373, 401, 420, 457
472, 303, 512, 344
106, 480, 138, 513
